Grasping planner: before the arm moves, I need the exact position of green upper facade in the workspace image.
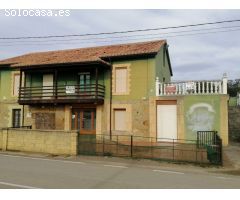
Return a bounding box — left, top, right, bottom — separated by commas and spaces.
0, 67, 19, 101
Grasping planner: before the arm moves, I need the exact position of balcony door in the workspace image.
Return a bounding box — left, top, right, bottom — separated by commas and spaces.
79, 72, 90, 92
42, 74, 53, 99
71, 108, 96, 134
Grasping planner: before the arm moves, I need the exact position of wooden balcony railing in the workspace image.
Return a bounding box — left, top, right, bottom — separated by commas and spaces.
18, 84, 105, 104
156, 73, 228, 96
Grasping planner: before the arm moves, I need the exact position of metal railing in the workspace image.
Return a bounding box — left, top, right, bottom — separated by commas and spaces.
19, 84, 105, 102
78, 134, 220, 165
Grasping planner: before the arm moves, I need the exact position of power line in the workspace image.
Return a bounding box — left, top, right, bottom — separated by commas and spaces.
1, 26, 240, 47
1, 19, 240, 40
1, 25, 240, 44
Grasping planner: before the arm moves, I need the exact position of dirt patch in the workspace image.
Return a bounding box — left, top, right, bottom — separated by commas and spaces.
223, 142, 240, 168
211, 169, 240, 176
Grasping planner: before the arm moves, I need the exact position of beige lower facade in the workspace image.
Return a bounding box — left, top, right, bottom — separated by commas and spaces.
0, 100, 23, 128
22, 94, 229, 146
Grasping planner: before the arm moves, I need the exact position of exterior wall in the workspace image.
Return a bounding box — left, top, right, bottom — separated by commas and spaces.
149, 95, 229, 146
0, 128, 77, 155
155, 45, 172, 83
24, 105, 65, 130
149, 96, 185, 139
0, 130, 2, 149
0, 68, 25, 128
18, 55, 169, 135
109, 58, 156, 100
184, 95, 221, 140
100, 99, 149, 138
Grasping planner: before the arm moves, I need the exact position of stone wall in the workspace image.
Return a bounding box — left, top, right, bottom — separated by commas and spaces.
101, 99, 150, 138
0, 101, 23, 128
26, 105, 65, 130
228, 107, 240, 142
0, 128, 78, 155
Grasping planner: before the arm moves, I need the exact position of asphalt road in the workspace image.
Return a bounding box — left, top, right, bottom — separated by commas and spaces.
0, 153, 240, 189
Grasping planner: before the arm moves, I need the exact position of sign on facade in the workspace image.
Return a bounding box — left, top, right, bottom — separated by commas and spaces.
66, 86, 75, 94
165, 85, 176, 94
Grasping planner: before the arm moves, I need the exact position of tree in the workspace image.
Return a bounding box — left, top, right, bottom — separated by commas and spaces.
228, 79, 240, 97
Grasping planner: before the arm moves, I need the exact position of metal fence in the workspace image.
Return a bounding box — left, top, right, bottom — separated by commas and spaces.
197, 131, 222, 165
78, 134, 220, 165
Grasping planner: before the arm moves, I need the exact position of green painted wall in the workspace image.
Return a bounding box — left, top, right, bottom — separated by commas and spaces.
25, 74, 41, 87
0, 68, 18, 100
58, 72, 78, 86
155, 45, 171, 83
109, 58, 155, 101
184, 95, 221, 140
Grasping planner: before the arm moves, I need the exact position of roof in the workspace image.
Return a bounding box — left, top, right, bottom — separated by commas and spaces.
0, 40, 166, 68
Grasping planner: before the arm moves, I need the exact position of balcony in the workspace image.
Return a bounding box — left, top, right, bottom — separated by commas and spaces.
18, 84, 105, 105
156, 74, 228, 96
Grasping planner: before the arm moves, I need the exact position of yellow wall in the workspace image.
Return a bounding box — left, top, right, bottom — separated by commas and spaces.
0, 128, 78, 155
149, 95, 229, 146
0, 130, 2, 149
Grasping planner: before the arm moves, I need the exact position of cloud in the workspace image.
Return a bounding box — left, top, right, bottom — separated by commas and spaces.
0, 9, 239, 80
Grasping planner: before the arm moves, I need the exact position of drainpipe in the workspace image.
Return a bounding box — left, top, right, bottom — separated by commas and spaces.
22, 105, 25, 126
109, 59, 113, 140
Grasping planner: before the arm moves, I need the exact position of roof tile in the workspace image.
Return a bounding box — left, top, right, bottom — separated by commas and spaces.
0, 40, 166, 67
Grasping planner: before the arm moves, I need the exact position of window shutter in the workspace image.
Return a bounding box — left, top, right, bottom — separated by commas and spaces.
13, 74, 20, 96
115, 68, 127, 93
114, 109, 126, 131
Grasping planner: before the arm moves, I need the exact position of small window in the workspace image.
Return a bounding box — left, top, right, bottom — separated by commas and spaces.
114, 109, 127, 131
13, 74, 20, 96
115, 67, 127, 93
12, 109, 21, 128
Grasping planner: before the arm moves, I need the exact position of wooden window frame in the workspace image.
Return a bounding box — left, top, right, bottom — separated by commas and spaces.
12, 109, 21, 128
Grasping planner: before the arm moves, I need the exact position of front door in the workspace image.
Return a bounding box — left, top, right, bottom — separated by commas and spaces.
71, 108, 96, 134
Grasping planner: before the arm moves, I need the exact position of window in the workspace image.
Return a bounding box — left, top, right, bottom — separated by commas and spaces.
79, 72, 91, 92
115, 67, 128, 94
12, 109, 21, 128
114, 109, 127, 131
13, 74, 20, 96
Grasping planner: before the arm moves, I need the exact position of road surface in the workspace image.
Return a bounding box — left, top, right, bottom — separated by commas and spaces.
0, 153, 240, 189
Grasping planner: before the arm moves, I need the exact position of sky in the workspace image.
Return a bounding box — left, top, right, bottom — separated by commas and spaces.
0, 9, 239, 81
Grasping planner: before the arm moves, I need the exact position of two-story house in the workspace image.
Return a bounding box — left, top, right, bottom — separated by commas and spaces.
0, 40, 171, 136
0, 40, 229, 145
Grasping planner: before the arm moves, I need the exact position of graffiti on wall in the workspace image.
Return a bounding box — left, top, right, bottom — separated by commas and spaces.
186, 103, 216, 136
